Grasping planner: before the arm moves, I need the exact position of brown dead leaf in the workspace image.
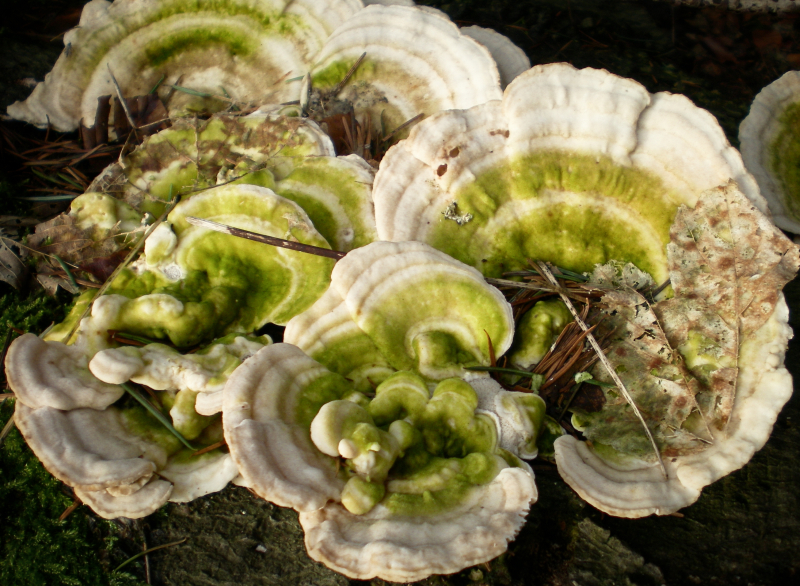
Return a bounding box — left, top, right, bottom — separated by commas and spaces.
37, 273, 80, 296
655, 297, 737, 430
657, 182, 799, 431
26, 212, 139, 274
0, 234, 28, 289
572, 183, 799, 457
667, 181, 800, 338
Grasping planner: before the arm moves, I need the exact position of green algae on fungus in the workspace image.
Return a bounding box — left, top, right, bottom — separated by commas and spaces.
285, 240, 515, 383
740, 70, 800, 233
25, 192, 144, 274
373, 63, 766, 284
510, 298, 573, 370
89, 332, 271, 416
6, 0, 364, 131
222, 342, 538, 582
5, 328, 265, 519
89, 183, 335, 348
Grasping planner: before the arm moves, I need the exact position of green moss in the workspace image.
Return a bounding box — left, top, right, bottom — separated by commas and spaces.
771, 101, 800, 218
0, 402, 143, 586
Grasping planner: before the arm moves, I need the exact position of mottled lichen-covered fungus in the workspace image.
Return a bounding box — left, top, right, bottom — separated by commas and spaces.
91, 114, 377, 251
5, 332, 256, 518
223, 343, 539, 582
309, 3, 503, 137
6, 0, 363, 132
285, 240, 515, 383
373, 63, 765, 284
555, 183, 799, 517
740, 70, 800, 233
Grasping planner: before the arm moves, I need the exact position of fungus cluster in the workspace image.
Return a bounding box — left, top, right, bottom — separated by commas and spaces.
4, 0, 799, 582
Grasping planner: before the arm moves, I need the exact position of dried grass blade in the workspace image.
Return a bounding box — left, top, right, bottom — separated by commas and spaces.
192, 439, 227, 456
58, 496, 82, 521
121, 383, 194, 450
0, 412, 16, 449
114, 538, 188, 572
484, 329, 497, 366
107, 65, 140, 142
332, 52, 367, 94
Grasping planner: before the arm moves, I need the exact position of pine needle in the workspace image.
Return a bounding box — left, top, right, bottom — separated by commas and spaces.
0, 412, 16, 449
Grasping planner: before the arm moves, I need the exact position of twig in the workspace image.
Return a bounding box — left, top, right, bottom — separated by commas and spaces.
185, 217, 345, 260
536, 262, 667, 477
332, 52, 367, 95
107, 65, 139, 142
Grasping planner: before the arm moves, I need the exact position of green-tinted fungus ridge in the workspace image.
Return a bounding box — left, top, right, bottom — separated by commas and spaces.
428, 151, 681, 282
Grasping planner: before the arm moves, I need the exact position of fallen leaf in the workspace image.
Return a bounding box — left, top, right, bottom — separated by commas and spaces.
0, 234, 28, 289
572, 182, 799, 457
658, 181, 799, 430
575, 290, 706, 459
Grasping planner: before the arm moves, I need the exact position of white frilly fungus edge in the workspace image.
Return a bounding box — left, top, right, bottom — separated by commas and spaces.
299, 466, 537, 582
6, 330, 247, 518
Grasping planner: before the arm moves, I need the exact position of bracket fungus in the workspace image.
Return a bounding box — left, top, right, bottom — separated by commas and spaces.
370, 63, 798, 518
223, 342, 539, 582
553, 182, 798, 517
285, 240, 515, 383
6, 329, 271, 518
90, 114, 377, 252
373, 62, 765, 284
307, 3, 503, 137
740, 70, 800, 233
6, 0, 364, 132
